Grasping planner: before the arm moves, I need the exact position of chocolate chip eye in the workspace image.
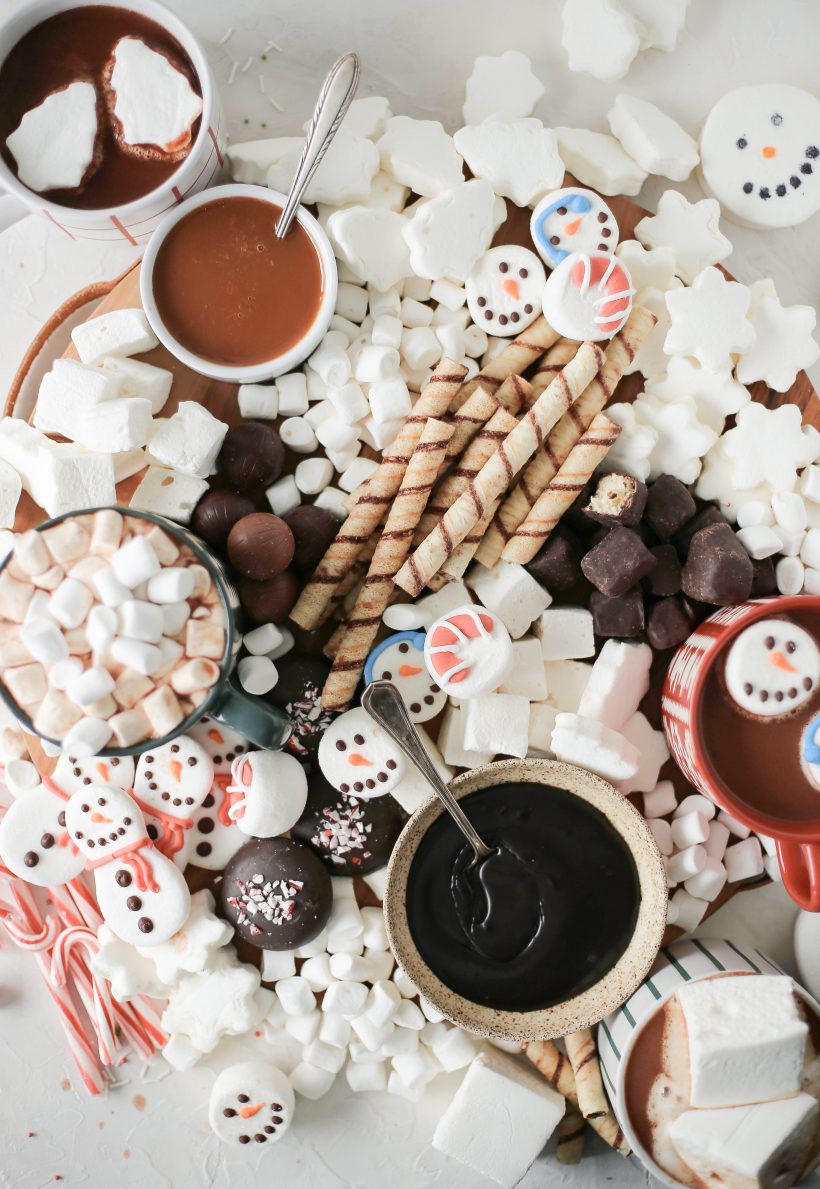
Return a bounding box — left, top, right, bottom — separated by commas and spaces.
123, 817, 131, 826
188, 757, 197, 766
484, 310, 493, 320
597, 212, 607, 223
772, 112, 783, 126
765, 636, 775, 650
498, 261, 509, 273
398, 643, 409, 653
808, 146, 820, 159
24, 852, 38, 867
519, 268, 528, 278
40, 833, 54, 849
335, 740, 346, 751
238, 1094, 250, 1104
171, 744, 179, 753
477, 296, 486, 307
82, 777, 91, 785
185, 797, 194, 806
97, 797, 106, 806
81, 804, 89, 814
111, 758, 119, 767
556, 205, 567, 215
382, 670, 392, 680
549, 235, 560, 245
737, 137, 748, 149
353, 734, 365, 746
744, 683, 753, 695
786, 640, 797, 653
72, 767, 81, 777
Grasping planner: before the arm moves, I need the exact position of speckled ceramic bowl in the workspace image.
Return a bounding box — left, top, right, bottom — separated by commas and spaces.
383, 758, 668, 1043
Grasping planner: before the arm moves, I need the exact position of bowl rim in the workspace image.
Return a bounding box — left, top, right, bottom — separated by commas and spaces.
383, 757, 669, 1042
139, 182, 339, 382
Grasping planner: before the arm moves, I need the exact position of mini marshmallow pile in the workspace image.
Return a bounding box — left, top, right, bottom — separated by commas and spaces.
0, 510, 223, 754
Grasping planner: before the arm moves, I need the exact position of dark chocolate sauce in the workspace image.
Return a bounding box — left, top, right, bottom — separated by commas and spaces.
0, 6, 201, 208
406, 781, 640, 1012
700, 610, 820, 822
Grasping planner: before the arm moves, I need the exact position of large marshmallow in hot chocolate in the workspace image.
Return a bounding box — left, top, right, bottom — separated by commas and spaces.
7, 81, 99, 193
678, 974, 808, 1108
724, 618, 820, 719
670, 1095, 818, 1189
108, 37, 202, 156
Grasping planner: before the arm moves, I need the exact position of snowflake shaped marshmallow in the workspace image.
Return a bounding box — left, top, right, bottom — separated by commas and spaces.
635, 190, 731, 284
91, 924, 166, 1002
735, 280, 820, 392
402, 179, 504, 281
376, 116, 464, 198
694, 439, 775, 522
615, 240, 678, 297
326, 207, 411, 291
162, 950, 263, 1052
561, 0, 641, 80
454, 120, 565, 207
720, 403, 820, 493
620, 0, 690, 52
646, 355, 750, 432
136, 890, 234, 986
600, 401, 659, 481
462, 51, 545, 124
556, 127, 647, 196
624, 284, 680, 382
664, 266, 756, 372
633, 393, 718, 485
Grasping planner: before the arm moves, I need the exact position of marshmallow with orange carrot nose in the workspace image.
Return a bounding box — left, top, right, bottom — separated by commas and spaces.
133, 735, 214, 867
364, 631, 448, 724
225, 750, 308, 838
318, 707, 407, 797
51, 751, 136, 796
465, 245, 546, 336
724, 618, 820, 719
530, 187, 620, 269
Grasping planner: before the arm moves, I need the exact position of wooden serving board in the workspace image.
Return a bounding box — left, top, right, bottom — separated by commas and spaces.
7, 185, 819, 935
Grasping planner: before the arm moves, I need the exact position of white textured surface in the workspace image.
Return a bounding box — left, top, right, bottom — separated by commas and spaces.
0, 0, 816, 1184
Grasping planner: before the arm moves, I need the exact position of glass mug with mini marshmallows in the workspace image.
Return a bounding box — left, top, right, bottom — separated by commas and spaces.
0, 507, 291, 758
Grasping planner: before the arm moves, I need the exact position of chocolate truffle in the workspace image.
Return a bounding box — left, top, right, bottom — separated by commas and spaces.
643, 475, 697, 540
671, 506, 729, 556
192, 489, 255, 549
219, 836, 332, 950
268, 653, 335, 759
239, 570, 300, 624
645, 544, 682, 597
583, 472, 648, 528
646, 596, 694, 650
526, 528, 588, 596
681, 523, 753, 606
581, 527, 657, 597
219, 422, 285, 492
292, 768, 404, 875
228, 513, 295, 580
589, 589, 645, 637
283, 505, 341, 572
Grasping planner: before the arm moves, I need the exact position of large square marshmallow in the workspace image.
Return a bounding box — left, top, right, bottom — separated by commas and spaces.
467, 562, 551, 639
148, 402, 228, 478
432, 1049, 564, 1189
678, 975, 808, 1108
71, 308, 158, 366
463, 693, 530, 759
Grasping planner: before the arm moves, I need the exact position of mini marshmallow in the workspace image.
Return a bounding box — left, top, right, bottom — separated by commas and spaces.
400, 298, 433, 328
328, 953, 373, 982
185, 620, 224, 661
140, 685, 184, 735
170, 658, 219, 695
670, 887, 709, 933
666, 844, 707, 883
354, 345, 401, 384
351, 1014, 395, 1053
6, 661, 47, 707
463, 693, 530, 759
299, 953, 335, 993
294, 458, 334, 496
278, 417, 319, 457
109, 707, 151, 747
327, 382, 368, 426
290, 1061, 335, 1100
4, 758, 40, 797
718, 809, 752, 839
724, 836, 765, 883
777, 556, 805, 596
160, 601, 190, 636
14, 530, 51, 576
49, 657, 84, 692
67, 665, 115, 708
110, 637, 163, 677
119, 599, 164, 643
265, 475, 301, 517
364, 980, 402, 1028
736, 525, 782, 559
401, 327, 441, 370
433, 1027, 477, 1072
48, 578, 93, 630
670, 811, 710, 850
543, 658, 591, 709
705, 820, 730, 861
467, 562, 552, 640
62, 717, 113, 757
684, 856, 728, 902
236, 655, 278, 696
21, 618, 68, 666
70, 308, 158, 368
110, 535, 160, 589
346, 1061, 388, 1093
303, 1039, 346, 1075
238, 383, 278, 419
145, 568, 194, 605
336, 282, 369, 323
371, 315, 404, 350
148, 402, 228, 478
339, 457, 379, 496
533, 607, 594, 660
577, 639, 652, 729
551, 713, 640, 782
497, 638, 549, 700
673, 794, 716, 821
275, 976, 316, 1017
322, 981, 369, 1019
310, 344, 351, 388
648, 818, 673, 856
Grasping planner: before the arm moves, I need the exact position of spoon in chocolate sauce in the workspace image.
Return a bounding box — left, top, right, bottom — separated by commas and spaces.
275, 52, 361, 239
362, 681, 543, 962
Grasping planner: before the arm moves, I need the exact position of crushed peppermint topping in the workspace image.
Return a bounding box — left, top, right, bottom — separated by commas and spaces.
310, 794, 373, 866
227, 873, 304, 934
285, 682, 334, 757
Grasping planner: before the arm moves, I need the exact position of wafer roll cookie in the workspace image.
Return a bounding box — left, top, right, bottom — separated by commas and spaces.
476, 307, 656, 567
413, 406, 520, 545
440, 497, 502, 581
529, 338, 580, 398
321, 419, 454, 711
395, 343, 605, 596
493, 373, 534, 415
451, 316, 559, 409
290, 361, 466, 629
556, 1104, 586, 1165
525, 1041, 630, 1156
446, 384, 502, 459
564, 1028, 610, 1120
503, 414, 621, 564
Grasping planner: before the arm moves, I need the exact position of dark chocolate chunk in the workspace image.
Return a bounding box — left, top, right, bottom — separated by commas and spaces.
589, 589, 645, 637
228, 513, 295, 581
219, 836, 332, 950
643, 475, 697, 540
526, 528, 589, 597
219, 422, 285, 492
283, 505, 341, 572
268, 653, 335, 758
292, 768, 405, 874
192, 489, 256, 549
239, 570, 300, 624
671, 506, 729, 557
750, 555, 777, 597
583, 472, 648, 528
646, 596, 695, 650
645, 544, 682, 597
581, 527, 657, 596
681, 523, 754, 605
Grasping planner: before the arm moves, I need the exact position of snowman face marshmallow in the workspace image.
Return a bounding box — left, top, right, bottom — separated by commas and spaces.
465, 245, 546, 336
724, 618, 820, 719
364, 631, 447, 723
700, 85, 820, 229
530, 187, 619, 268
51, 752, 135, 795
541, 251, 634, 342
0, 783, 86, 886
134, 736, 214, 818
65, 785, 148, 857
318, 707, 405, 797
208, 1061, 295, 1146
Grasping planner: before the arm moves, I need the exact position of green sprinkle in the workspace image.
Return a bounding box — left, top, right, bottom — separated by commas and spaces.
261, 53, 268, 60
243, 117, 249, 124
261, 121, 267, 128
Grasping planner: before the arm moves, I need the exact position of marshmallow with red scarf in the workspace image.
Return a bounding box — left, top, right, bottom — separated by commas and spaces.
225, 750, 308, 838
186, 718, 251, 871
132, 736, 213, 868
65, 784, 190, 945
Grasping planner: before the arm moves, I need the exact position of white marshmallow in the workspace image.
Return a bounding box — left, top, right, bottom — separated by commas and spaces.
454, 120, 564, 208
527, 702, 558, 757
550, 713, 640, 782
364, 980, 402, 1028
109, 37, 201, 153
67, 665, 115, 708
91, 566, 130, 609
736, 524, 782, 559
279, 417, 318, 455
265, 475, 301, 517
556, 126, 648, 196
718, 810, 752, 839
705, 820, 730, 861
99, 356, 171, 414
777, 555, 806, 596
577, 639, 651, 728
669, 887, 709, 933
619, 711, 670, 795
49, 657, 83, 692
673, 794, 717, 821
328, 207, 411, 292
310, 344, 351, 389
684, 856, 728, 902
322, 981, 369, 1019
146, 568, 194, 605
433, 1050, 565, 1189
670, 811, 710, 849
0, 419, 116, 520
377, 116, 463, 197
303, 1039, 346, 1075
119, 599, 164, 643
7, 81, 99, 194
299, 954, 335, 993
607, 94, 699, 181
346, 1061, 388, 1093
724, 836, 765, 883
314, 487, 348, 521
438, 704, 493, 769
110, 536, 160, 589
21, 618, 68, 666
648, 818, 673, 856
290, 1061, 335, 1100
61, 716, 113, 758
467, 562, 552, 640
48, 578, 92, 630
148, 402, 228, 478
237, 383, 278, 419
679, 974, 808, 1108
242, 623, 285, 657
354, 345, 401, 384
403, 179, 503, 282
433, 1027, 477, 1072
462, 50, 544, 124
129, 466, 208, 524
339, 457, 379, 496
236, 655, 278, 696
463, 693, 530, 759
267, 131, 379, 206
275, 975, 316, 1017
533, 607, 594, 660
72, 308, 158, 367
400, 327, 440, 370
294, 458, 334, 496
666, 844, 707, 883
497, 637, 549, 700
110, 636, 162, 677
327, 382, 368, 426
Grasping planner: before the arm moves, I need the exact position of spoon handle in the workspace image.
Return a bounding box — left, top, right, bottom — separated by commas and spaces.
275, 52, 361, 239
362, 680, 494, 862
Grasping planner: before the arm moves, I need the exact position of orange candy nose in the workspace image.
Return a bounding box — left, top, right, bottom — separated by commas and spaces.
95, 761, 109, 782
501, 278, 519, 299
398, 664, 423, 677
348, 753, 373, 767
169, 760, 182, 782
237, 1102, 264, 1119
90, 812, 111, 823
762, 145, 776, 158
769, 650, 797, 673
564, 217, 582, 235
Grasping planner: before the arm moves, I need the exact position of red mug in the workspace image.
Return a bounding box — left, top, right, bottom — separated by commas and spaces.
662, 595, 820, 911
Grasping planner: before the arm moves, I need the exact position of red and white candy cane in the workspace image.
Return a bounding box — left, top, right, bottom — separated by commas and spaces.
51, 927, 118, 1066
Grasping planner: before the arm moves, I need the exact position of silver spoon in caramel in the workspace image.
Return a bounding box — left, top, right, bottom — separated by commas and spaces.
275, 51, 361, 239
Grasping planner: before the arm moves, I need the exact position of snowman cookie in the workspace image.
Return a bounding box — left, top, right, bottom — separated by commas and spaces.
541, 251, 634, 342
0, 780, 86, 887
225, 750, 308, 837
65, 784, 190, 946
724, 618, 820, 718
530, 187, 619, 268
208, 1061, 294, 1146
423, 605, 513, 699
133, 736, 214, 866
51, 752, 135, 796
465, 245, 546, 336
318, 707, 406, 796
187, 717, 250, 869
700, 84, 820, 230
364, 631, 447, 723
